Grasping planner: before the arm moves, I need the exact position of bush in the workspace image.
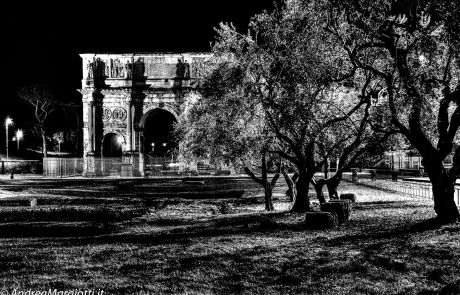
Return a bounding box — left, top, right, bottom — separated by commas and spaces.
340, 193, 357, 202
305, 212, 338, 229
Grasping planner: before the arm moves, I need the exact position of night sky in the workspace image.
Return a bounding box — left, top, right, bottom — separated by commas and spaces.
1, 0, 276, 137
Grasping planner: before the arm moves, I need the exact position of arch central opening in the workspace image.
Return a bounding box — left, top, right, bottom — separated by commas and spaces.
102, 133, 123, 157
144, 109, 177, 158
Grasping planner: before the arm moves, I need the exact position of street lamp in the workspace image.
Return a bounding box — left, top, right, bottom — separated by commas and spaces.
163, 143, 166, 158
16, 130, 23, 150
5, 117, 12, 161
57, 139, 62, 154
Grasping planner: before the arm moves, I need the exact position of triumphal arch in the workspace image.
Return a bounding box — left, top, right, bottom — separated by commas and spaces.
78, 52, 210, 177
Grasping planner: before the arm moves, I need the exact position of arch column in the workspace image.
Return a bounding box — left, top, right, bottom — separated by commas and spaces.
138, 128, 145, 175
126, 98, 132, 151
80, 89, 97, 177
84, 99, 96, 177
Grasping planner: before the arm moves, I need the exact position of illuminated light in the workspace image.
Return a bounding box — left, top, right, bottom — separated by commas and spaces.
117, 136, 124, 145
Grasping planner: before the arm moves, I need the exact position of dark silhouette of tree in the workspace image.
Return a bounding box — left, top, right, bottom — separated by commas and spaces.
325, 0, 460, 223
18, 84, 71, 158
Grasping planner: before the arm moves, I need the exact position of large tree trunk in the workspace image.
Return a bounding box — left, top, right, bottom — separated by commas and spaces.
424, 160, 460, 223
327, 173, 342, 200
290, 171, 313, 212
281, 168, 298, 202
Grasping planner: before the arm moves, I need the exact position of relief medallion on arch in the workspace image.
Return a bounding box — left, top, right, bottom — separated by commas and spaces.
112, 108, 127, 121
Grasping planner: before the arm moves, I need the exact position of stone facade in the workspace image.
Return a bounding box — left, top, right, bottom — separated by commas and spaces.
78, 52, 210, 176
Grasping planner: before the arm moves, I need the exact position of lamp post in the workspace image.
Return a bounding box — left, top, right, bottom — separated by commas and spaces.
163, 143, 166, 158
5, 117, 12, 161
16, 130, 23, 150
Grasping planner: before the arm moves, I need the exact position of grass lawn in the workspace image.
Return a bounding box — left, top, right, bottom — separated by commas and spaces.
0, 179, 458, 294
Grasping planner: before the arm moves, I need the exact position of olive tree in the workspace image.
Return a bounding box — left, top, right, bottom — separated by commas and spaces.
324, 0, 460, 223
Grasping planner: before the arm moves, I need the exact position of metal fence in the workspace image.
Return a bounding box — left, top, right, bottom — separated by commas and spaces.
343, 173, 460, 205
42, 157, 233, 178
43, 158, 84, 177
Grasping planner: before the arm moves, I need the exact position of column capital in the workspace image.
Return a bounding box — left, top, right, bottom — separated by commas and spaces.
77, 88, 95, 96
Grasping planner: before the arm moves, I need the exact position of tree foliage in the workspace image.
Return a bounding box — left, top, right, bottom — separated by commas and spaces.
177, 0, 398, 213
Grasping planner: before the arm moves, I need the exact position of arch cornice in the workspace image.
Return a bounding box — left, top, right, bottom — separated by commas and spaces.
77, 88, 95, 95
100, 88, 132, 96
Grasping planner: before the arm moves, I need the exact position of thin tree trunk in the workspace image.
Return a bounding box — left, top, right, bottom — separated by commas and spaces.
324, 157, 330, 179
41, 127, 47, 158
311, 178, 327, 204
281, 168, 297, 202
244, 153, 279, 212
327, 173, 342, 200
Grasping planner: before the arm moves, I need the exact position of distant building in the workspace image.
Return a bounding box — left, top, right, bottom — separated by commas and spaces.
385, 147, 457, 175
78, 52, 210, 176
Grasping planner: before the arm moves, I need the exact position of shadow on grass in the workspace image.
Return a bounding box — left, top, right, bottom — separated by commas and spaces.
0, 222, 112, 237
11, 212, 300, 246
327, 217, 449, 247
353, 200, 429, 210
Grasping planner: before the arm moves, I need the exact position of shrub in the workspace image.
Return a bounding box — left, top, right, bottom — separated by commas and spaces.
305, 212, 338, 229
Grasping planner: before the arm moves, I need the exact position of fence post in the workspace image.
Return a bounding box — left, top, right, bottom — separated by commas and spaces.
392, 171, 398, 182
